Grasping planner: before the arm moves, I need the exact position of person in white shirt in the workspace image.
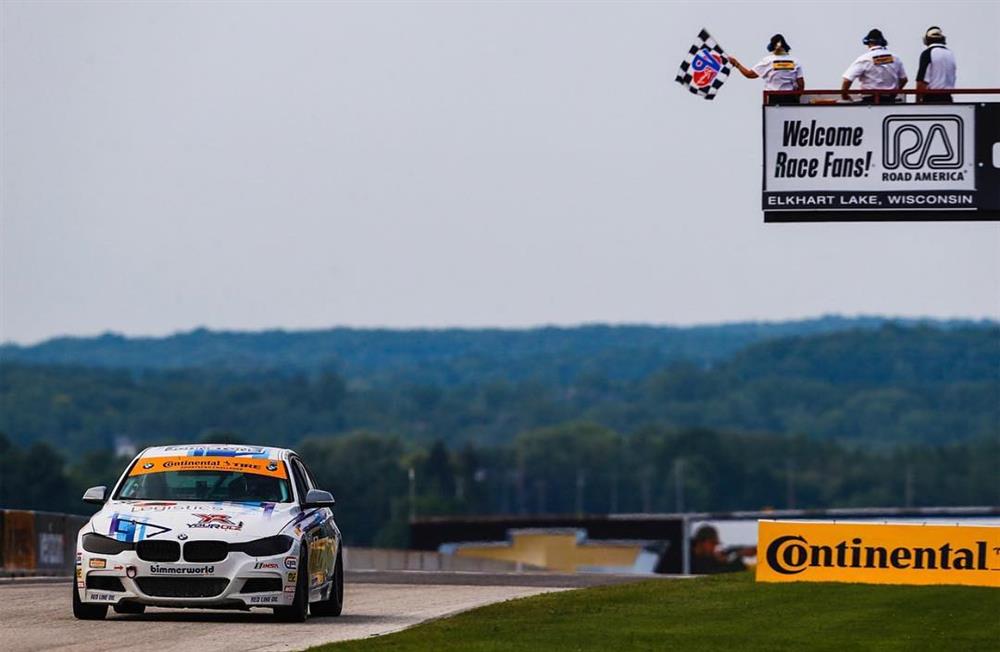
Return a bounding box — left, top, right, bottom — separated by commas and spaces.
916, 26, 957, 103
730, 34, 805, 105
841, 28, 908, 104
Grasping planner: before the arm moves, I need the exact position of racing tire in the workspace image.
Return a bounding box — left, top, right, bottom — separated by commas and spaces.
72, 582, 108, 620
309, 551, 344, 617
113, 601, 146, 614
274, 548, 309, 623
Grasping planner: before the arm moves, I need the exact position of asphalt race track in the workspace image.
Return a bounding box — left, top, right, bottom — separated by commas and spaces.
0, 572, 650, 651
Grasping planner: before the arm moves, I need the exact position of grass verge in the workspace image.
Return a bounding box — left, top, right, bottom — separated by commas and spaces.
314, 573, 999, 651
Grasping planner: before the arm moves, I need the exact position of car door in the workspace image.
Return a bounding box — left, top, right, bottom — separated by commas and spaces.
291, 457, 337, 590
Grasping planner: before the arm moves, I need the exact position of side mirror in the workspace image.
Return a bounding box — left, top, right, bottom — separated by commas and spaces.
304, 489, 335, 508
82, 486, 108, 505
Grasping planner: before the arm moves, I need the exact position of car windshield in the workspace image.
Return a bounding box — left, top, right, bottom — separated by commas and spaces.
114, 457, 293, 502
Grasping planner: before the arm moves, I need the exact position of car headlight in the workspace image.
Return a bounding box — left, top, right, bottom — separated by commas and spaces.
232, 535, 293, 557
82, 533, 135, 555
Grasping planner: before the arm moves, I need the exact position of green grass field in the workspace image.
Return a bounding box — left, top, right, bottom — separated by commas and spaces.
316, 573, 999, 651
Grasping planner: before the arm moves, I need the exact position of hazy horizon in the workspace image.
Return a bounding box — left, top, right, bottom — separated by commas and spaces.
4, 312, 998, 348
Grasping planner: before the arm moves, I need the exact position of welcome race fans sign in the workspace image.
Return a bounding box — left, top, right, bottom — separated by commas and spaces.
762, 103, 1000, 221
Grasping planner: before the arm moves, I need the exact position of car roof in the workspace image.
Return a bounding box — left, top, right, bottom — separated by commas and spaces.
137, 444, 294, 460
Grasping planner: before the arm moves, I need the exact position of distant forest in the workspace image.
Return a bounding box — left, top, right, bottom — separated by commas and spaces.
1, 321, 996, 451
0, 318, 997, 545
0, 316, 978, 383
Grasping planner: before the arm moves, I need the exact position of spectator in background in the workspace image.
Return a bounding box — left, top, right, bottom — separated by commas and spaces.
841, 28, 908, 104
690, 525, 755, 574
916, 26, 956, 103
729, 34, 805, 105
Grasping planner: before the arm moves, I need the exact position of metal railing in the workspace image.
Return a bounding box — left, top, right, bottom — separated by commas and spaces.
763, 88, 1000, 105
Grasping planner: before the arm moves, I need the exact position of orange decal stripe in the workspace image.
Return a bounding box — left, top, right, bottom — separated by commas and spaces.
130, 456, 287, 479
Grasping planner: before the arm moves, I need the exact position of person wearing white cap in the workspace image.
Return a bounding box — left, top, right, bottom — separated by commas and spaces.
916, 26, 956, 103
729, 34, 805, 105
841, 28, 908, 103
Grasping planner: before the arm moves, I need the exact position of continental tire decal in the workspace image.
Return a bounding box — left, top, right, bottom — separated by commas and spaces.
129, 456, 287, 479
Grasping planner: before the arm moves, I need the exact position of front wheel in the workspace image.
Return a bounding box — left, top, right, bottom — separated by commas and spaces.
72, 582, 108, 620
310, 551, 343, 617
274, 547, 308, 622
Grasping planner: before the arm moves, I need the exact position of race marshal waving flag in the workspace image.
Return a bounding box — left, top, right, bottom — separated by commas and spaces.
676, 29, 732, 100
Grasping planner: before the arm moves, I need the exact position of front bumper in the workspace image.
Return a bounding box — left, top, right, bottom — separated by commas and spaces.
76, 546, 300, 608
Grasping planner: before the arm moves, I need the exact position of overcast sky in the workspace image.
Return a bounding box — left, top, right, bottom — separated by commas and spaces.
2, 1, 998, 344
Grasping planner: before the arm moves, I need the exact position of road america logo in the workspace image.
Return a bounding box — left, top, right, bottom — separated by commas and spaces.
691, 48, 724, 89
882, 115, 964, 171
188, 514, 243, 531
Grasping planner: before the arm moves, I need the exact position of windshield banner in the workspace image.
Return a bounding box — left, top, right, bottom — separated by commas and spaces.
129, 456, 288, 479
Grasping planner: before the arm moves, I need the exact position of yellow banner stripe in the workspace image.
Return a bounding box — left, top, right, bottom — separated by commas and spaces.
756, 520, 999, 588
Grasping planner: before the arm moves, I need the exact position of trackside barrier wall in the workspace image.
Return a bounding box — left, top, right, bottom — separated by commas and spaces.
411, 515, 686, 573
343, 547, 532, 572
0, 506, 527, 576
412, 507, 1000, 575
1, 509, 89, 576
34, 512, 65, 573
65, 515, 89, 569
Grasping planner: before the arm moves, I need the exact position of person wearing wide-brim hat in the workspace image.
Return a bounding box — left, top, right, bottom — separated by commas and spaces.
729, 34, 805, 106
841, 28, 908, 104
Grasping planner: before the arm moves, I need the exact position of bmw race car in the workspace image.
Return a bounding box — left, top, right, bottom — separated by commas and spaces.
73, 444, 343, 622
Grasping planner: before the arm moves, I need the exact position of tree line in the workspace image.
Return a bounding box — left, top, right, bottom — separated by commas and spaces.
2, 325, 996, 452
2, 425, 995, 548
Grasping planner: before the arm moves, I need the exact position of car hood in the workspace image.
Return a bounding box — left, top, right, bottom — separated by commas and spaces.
89, 500, 303, 543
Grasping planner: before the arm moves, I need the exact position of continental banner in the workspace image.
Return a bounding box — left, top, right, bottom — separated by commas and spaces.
129, 456, 288, 479
757, 520, 1000, 588
762, 103, 1000, 221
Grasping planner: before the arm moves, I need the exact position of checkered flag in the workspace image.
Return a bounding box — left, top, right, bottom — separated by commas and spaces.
675, 29, 731, 100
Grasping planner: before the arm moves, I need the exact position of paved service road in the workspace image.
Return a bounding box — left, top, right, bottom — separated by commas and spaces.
0, 573, 649, 651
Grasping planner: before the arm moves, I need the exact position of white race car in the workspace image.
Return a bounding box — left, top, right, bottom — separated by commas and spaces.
73, 444, 343, 622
